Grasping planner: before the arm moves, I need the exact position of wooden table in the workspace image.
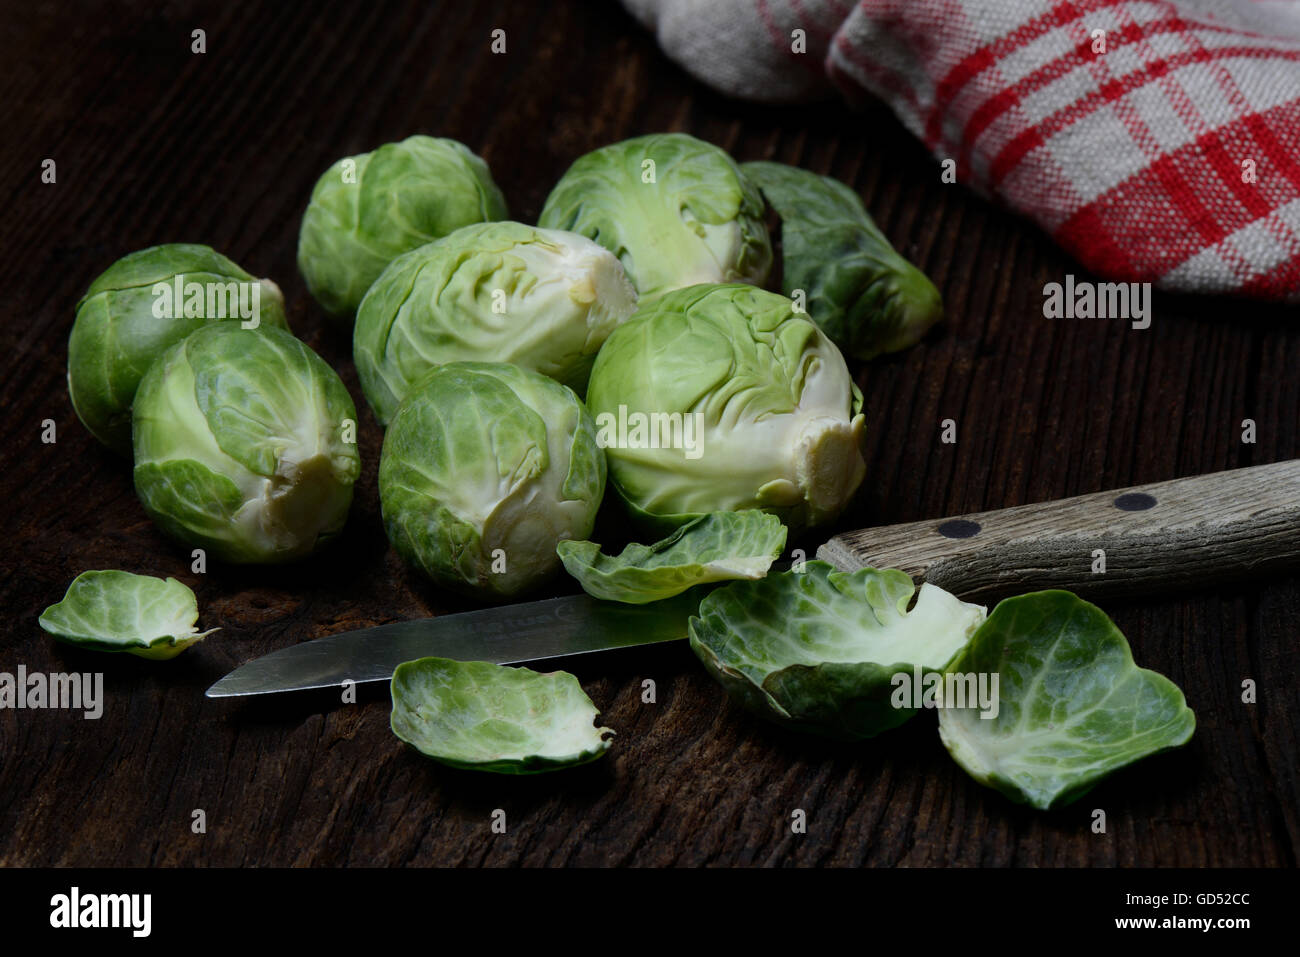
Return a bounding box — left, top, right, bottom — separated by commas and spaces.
3, 0, 1296, 867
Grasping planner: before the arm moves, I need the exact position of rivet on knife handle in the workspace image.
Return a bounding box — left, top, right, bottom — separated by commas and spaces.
816, 460, 1300, 603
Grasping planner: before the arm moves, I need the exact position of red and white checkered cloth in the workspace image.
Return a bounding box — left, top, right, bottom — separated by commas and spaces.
624, 0, 1300, 301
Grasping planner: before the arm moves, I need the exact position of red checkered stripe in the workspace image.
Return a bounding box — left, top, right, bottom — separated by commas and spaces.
821, 0, 1300, 300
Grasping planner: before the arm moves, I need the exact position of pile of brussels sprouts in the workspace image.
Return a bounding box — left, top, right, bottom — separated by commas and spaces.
64, 131, 943, 592
48, 131, 1198, 799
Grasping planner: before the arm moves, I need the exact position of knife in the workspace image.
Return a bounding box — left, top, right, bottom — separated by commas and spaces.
206, 459, 1300, 698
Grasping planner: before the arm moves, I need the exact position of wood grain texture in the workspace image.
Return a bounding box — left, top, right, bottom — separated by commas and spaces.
1, 0, 1297, 867
819, 460, 1300, 602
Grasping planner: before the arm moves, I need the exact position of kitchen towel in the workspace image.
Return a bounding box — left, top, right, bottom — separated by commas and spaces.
623, 0, 1300, 301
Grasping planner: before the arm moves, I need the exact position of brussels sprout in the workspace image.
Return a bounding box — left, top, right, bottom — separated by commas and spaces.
390, 657, 613, 774
689, 562, 987, 740
743, 162, 946, 361
69, 244, 289, 454
38, 570, 217, 660
558, 510, 787, 604
539, 133, 772, 300
132, 324, 360, 564
297, 135, 508, 318
354, 222, 637, 424
379, 362, 605, 598
586, 283, 866, 533
743, 161, 943, 360
938, 591, 1196, 810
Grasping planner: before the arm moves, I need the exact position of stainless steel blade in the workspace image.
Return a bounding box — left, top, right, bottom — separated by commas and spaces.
204, 588, 704, 698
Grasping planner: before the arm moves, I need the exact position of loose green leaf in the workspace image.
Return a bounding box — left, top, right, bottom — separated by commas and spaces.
390, 657, 613, 774
558, 511, 787, 603
689, 562, 986, 739
743, 161, 943, 360
937, 590, 1196, 810
38, 570, 217, 660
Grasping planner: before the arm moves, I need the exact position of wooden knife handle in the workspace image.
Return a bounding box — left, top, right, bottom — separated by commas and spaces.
816, 460, 1300, 603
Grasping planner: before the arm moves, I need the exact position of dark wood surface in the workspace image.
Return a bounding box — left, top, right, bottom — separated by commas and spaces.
3, 0, 1296, 867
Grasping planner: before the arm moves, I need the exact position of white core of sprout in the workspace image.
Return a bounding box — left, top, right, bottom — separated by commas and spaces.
793, 415, 867, 518
240, 452, 348, 552
693, 219, 761, 287
499, 229, 638, 363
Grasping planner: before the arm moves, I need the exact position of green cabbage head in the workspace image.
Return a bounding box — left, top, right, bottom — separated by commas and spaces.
354, 221, 637, 425
538, 133, 771, 300
132, 324, 360, 564
297, 135, 508, 319
379, 362, 606, 598
586, 284, 866, 533
69, 243, 288, 454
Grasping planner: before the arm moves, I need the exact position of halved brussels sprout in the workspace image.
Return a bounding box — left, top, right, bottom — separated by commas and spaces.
379, 362, 606, 598
586, 283, 866, 533
539, 133, 772, 300
938, 591, 1196, 810
38, 570, 217, 660
132, 324, 360, 564
69, 244, 289, 454
297, 135, 508, 318
558, 510, 787, 604
390, 657, 613, 774
743, 161, 943, 360
689, 562, 986, 739
353, 222, 637, 425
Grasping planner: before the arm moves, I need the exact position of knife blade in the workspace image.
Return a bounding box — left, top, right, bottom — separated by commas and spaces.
207, 459, 1300, 699
205, 586, 706, 698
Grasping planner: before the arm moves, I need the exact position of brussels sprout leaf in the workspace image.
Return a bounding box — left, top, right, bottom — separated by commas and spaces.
38, 570, 217, 660
558, 510, 787, 603
689, 562, 986, 739
938, 591, 1196, 810
390, 657, 613, 774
